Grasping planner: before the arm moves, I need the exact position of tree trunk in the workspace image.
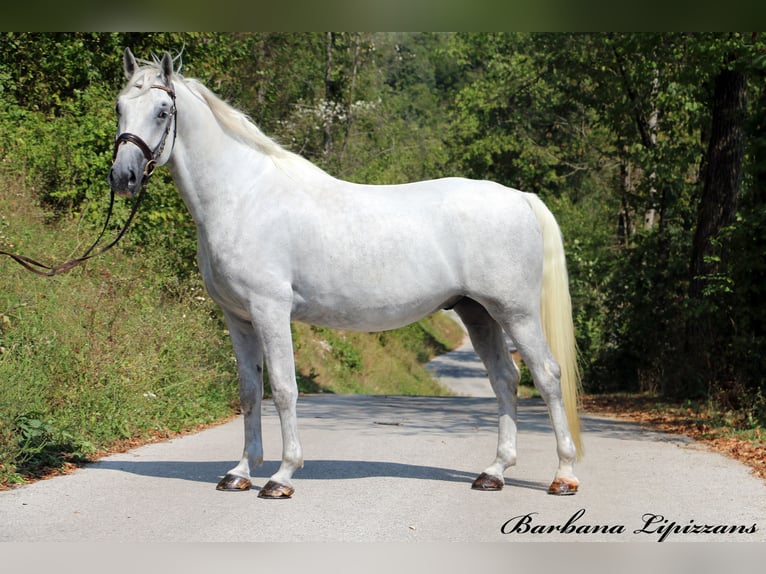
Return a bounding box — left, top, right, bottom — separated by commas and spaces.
682, 65, 748, 397
752, 72, 766, 206
323, 32, 335, 161
617, 150, 636, 247
689, 67, 747, 300
337, 32, 363, 171
644, 69, 660, 231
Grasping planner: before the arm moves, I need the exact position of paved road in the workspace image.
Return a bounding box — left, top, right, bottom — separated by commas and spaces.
1, 334, 764, 542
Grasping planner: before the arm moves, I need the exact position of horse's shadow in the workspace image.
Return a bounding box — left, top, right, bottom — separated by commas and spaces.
90, 458, 549, 492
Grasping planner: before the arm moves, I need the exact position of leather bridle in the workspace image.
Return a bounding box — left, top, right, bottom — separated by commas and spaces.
113, 83, 177, 180
0, 83, 176, 277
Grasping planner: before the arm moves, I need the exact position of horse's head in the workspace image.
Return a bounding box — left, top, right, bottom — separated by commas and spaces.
108, 48, 177, 197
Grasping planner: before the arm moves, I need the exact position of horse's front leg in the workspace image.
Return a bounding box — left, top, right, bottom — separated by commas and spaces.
253, 304, 303, 499
217, 312, 265, 491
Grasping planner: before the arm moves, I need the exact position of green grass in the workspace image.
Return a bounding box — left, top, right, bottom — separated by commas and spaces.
0, 176, 465, 487
291, 314, 465, 396
0, 231, 240, 485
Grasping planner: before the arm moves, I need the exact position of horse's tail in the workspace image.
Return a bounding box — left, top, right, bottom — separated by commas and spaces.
523, 192, 583, 458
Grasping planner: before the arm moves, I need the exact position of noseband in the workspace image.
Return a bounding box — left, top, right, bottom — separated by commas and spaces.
113, 83, 177, 180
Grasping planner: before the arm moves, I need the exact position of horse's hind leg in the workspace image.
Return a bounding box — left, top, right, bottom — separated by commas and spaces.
454, 299, 520, 491
499, 314, 579, 495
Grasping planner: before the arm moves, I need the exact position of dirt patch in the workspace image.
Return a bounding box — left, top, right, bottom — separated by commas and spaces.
583, 394, 766, 482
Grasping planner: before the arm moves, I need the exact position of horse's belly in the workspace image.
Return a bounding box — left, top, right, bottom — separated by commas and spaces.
290, 290, 457, 332
290, 257, 462, 330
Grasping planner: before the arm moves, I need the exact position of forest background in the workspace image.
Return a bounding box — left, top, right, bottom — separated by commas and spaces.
1, 32, 764, 484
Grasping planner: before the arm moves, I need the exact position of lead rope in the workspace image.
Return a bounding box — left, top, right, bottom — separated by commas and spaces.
0, 172, 149, 277
0, 83, 175, 277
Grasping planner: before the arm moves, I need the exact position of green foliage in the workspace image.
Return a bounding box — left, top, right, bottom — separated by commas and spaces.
688, 192, 766, 422
12, 412, 95, 475
0, 33, 125, 114
592, 226, 692, 394
443, 32, 764, 427
2, 84, 114, 215
0, 192, 242, 484
312, 327, 365, 373
290, 314, 464, 396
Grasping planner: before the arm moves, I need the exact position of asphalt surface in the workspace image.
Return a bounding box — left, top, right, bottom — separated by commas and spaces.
1, 334, 764, 542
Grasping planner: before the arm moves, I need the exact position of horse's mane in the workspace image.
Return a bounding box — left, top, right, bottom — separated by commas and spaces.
127, 58, 331, 180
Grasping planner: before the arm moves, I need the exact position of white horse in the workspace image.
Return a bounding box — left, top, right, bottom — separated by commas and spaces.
109, 49, 583, 499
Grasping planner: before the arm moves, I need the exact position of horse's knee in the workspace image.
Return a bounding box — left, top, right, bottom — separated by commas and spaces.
271, 384, 298, 411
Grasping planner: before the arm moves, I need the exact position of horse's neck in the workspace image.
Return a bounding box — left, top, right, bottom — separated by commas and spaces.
167, 93, 273, 228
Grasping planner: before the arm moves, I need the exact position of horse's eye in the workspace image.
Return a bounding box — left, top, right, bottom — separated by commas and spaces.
115, 102, 121, 116
158, 110, 169, 119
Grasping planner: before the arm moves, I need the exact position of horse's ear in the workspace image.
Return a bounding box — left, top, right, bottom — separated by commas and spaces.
160, 51, 174, 82
124, 48, 138, 80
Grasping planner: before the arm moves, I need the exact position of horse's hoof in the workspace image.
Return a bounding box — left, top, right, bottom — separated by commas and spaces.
258, 480, 295, 499
216, 474, 252, 491
547, 478, 579, 495
471, 472, 504, 491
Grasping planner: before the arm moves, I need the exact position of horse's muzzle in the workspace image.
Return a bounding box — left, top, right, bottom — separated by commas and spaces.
108, 157, 142, 198
108, 168, 135, 198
